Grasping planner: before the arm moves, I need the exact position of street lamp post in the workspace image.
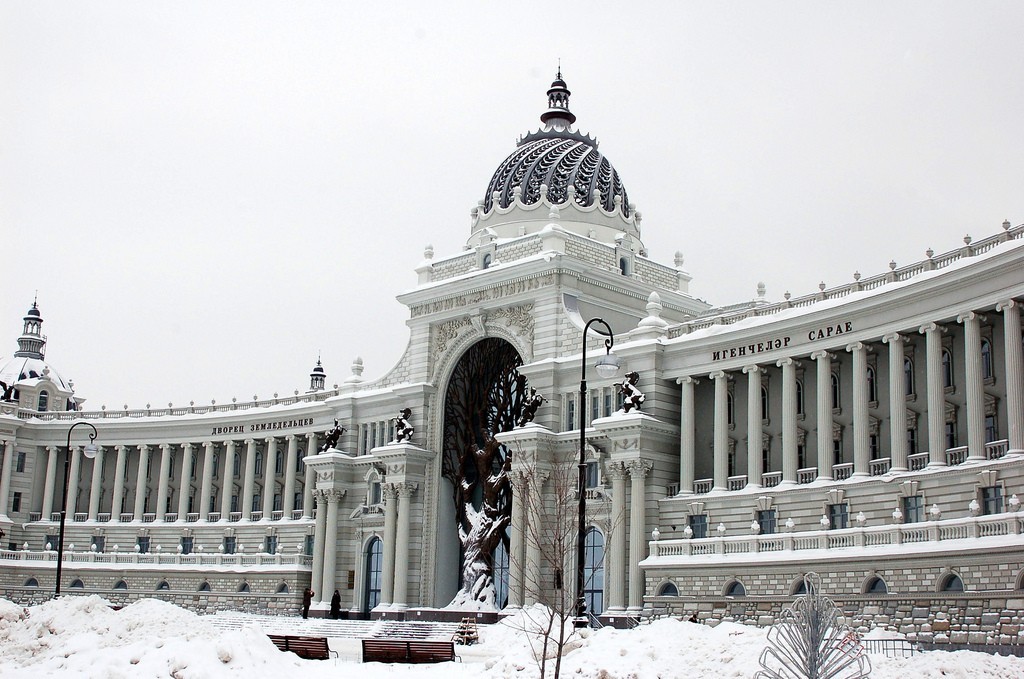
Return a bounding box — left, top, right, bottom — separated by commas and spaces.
575, 318, 620, 627
55, 422, 98, 597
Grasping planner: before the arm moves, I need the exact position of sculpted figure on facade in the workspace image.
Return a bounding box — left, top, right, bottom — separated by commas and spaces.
320, 419, 345, 452
394, 408, 414, 443
516, 387, 546, 428
618, 371, 646, 413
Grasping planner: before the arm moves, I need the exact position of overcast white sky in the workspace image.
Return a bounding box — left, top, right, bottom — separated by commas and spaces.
2, 2, 1022, 410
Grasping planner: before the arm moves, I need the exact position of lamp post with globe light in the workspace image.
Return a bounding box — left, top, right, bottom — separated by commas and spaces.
575, 318, 620, 627
55, 422, 98, 597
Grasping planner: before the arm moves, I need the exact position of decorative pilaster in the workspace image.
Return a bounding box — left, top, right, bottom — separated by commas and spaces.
220, 441, 236, 518
711, 371, 728, 491
283, 435, 298, 517
155, 444, 172, 521
393, 482, 417, 607
42, 446, 59, 519
678, 376, 697, 494
848, 342, 871, 473
743, 365, 762, 488
606, 461, 628, 612
177, 443, 193, 519
882, 334, 908, 471
66, 445, 82, 516
777, 358, 798, 484
133, 445, 150, 520
997, 300, 1024, 454
262, 437, 277, 518
0, 440, 14, 518
958, 311, 986, 460
524, 471, 548, 606
111, 445, 127, 517
380, 483, 399, 606
920, 322, 947, 467
241, 439, 257, 519
88, 445, 104, 520
302, 433, 317, 518
626, 459, 651, 612
311, 489, 328, 602
508, 470, 528, 607
321, 488, 344, 604
811, 350, 834, 479
199, 442, 215, 520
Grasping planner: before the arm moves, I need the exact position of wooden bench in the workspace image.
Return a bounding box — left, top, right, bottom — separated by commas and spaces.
361, 639, 457, 663
268, 634, 337, 660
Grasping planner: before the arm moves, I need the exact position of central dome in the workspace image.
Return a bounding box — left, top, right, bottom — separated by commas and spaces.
482, 74, 631, 218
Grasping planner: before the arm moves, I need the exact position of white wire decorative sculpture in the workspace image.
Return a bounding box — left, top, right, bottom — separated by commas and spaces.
755, 573, 872, 679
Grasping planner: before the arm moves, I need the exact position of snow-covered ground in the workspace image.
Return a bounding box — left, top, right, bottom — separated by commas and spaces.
2, 596, 1024, 678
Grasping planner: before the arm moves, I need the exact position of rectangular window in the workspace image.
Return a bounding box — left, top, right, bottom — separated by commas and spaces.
591, 394, 600, 424
273, 493, 282, 512
222, 536, 236, 554
566, 396, 576, 431
136, 536, 150, 554
12, 491, 21, 513
304, 534, 314, 556
762, 448, 770, 474
15, 452, 26, 473
275, 453, 283, 475
797, 445, 807, 470
828, 503, 849, 530
252, 494, 261, 513
180, 536, 193, 555
231, 495, 239, 513
982, 486, 1003, 515
869, 435, 879, 459
946, 422, 957, 450
757, 509, 777, 535
369, 482, 381, 505
91, 535, 105, 553
833, 439, 842, 466
902, 495, 924, 523
264, 535, 278, 555
985, 415, 998, 443
907, 428, 918, 455
45, 534, 60, 551
585, 461, 599, 488
604, 390, 613, 417
688, 514, 708, 539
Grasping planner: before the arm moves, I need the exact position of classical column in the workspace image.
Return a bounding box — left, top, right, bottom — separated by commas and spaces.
848, 342, 871, 473
380, 483, 398, 605
88, 445, 105, 520
627, 459, 651, 612
508, 470, 528, 608
66, 445, 82, 516
199, 442, 215, 520
678, 376, 697, 494
241, 439, 257, 519
393, 483, 417, 607
711, 371, 728, 491
921, 322, 948, 467
133, 445, 150, 519
606, 461, 628, 612
111, 445, 127, 517
811, 350, 833, 479
777, 358, 798, 484
262, 437, 277, 518
958, 311, 986, 460
177, 443, 193, 519
883, 334, 908, 471
321, 489, 343, 604
302, 433, 317, 518
743, 365, 762, 488
283, 435, 298, 517
0, 440, 14, 518
997, 300, 1024, 454
155, 444, 172, 521
524, 471, 547, 606
42, 446, 59, 519
311, 490, 328, 603
220, 441, 236, 518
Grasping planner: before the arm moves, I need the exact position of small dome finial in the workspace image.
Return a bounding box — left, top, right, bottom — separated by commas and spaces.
540, 67, 575, 127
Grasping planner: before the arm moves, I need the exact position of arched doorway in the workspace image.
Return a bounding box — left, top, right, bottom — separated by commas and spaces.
583, 527, 605, 615
364, 536, 383, 611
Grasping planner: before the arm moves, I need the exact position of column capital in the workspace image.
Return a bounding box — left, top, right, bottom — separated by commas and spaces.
626, 459, 652, 479
313, 488, 330, 504
776, 356, 797, 369
306, 432, 317, 440
285, 434, 295, 441
957, 310, 985, 324
606, 460, 629, 480
325, 488, 346, 503
996, 299, 1019, 312
182, 442, 194, 451
881, 332, 905, 345
709, 370, 727, 381
115, 444, 128, 452
396, 482, 418, 499
264, 436, 276, 444
846, 341, 868, 353
382, 483, 400, 500
810, 350, 833, 361
742, 364, 761, 375
202, 441, 213, 448
677, 375, 699, 386
508, 469, 530, 489
244, 438, 255, 445
137, 444, 150, 452
159, 443, 172, 451
919, 321, 945, 335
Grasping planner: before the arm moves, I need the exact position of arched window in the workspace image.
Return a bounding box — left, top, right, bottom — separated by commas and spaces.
157, 581, 170, 591
942, 349, 954, 388
37, 391, 49, 412
493, 540, 510, 610
725, 580, 746, 597
761, 386, 769, 420
583, 527, 605, 615
619, 257, 629, 276
114, 580, 128, 590
792, 578, 815, 596
24, 577, 39, 588
940, 574, 964, 592
866, 366, 877, 403
865, 576, 888, 594
482, 253, 492, 270
255, 452, 263, 476
276, 583, 289, 594
233, 454, 241, 478
70, 579, 84, 589
211, 453, 219, 479
726, 393, 734, 425
981, 339, 993, 379
904, 357, 915, 396
364, 537, 383, 611
657, 582, 679, 597
830, 373, 840, 409
238, 582, 250, 593
796, 380, 805, 415
275, 451, 284, 475
198, 581, 211, 592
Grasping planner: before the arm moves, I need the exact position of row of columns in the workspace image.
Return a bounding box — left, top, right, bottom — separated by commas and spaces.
678, 302, 1024, 493
2, 432, 321, 523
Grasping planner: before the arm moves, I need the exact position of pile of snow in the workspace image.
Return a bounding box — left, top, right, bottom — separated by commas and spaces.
3, 596, 1024, 678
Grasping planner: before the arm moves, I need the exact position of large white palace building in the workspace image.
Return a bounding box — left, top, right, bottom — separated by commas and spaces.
2, 75, 1023, 643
